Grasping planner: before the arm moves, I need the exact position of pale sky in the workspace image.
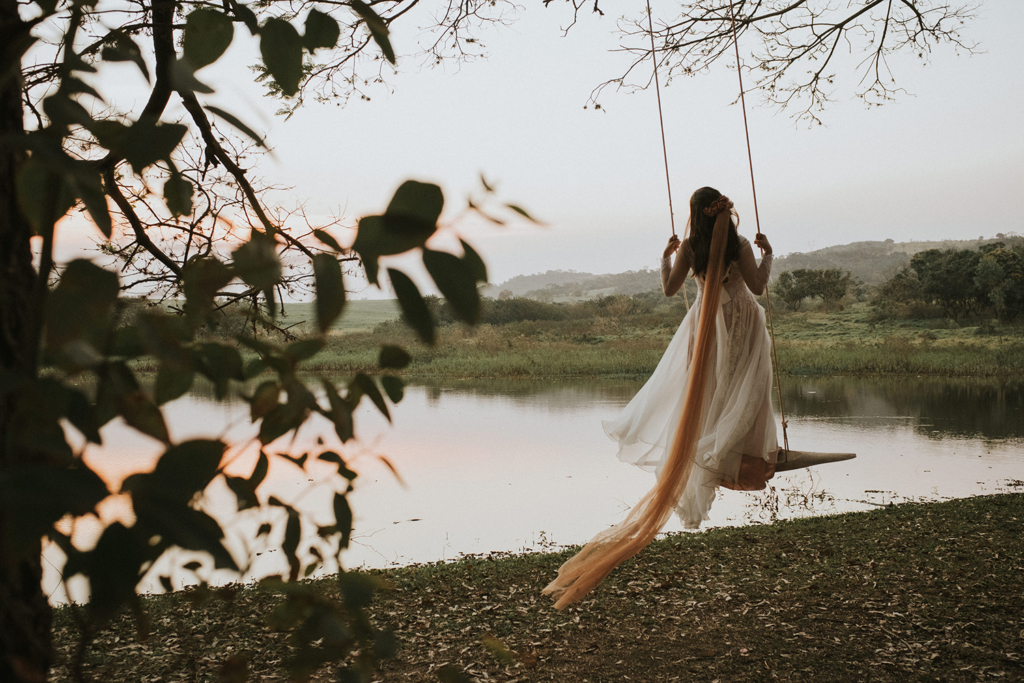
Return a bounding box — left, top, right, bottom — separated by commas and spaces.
53, 1, 1024, 295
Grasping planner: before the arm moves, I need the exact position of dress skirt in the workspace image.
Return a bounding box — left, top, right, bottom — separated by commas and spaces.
603, 280, 779, 529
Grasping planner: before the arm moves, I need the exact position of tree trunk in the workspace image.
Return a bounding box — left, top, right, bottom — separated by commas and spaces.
1, 0, 54, 678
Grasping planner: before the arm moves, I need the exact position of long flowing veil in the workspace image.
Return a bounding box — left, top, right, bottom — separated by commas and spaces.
542, 209, 731, 610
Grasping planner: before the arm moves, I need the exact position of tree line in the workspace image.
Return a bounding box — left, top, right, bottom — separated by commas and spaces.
872, 243, 1024, 322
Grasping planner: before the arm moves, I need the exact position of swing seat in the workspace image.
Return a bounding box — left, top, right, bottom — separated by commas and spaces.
775, 449, 856, 472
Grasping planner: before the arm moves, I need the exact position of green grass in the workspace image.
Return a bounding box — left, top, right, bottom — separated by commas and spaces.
138, 299, 1024, 379
50, 493, 1024, 682
282, 299, 402, 332
297, 302, 1024, 379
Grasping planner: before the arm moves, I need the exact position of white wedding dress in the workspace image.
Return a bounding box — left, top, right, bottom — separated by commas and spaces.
603, 236, 778, 529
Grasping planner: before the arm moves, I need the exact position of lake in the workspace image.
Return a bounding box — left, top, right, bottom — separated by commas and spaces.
45, 376, 1024, 603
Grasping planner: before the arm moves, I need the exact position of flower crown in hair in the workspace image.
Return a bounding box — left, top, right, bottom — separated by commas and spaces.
703, 196, 734, 217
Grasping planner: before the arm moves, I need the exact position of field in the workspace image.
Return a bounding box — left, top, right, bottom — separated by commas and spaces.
51, 493, 1024, 682
281, 299, 402, 332
300, 300, 1024, 379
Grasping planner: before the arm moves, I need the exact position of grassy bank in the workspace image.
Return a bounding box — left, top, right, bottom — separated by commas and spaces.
301, 302, 1024, 379
51, 493, 1024, 682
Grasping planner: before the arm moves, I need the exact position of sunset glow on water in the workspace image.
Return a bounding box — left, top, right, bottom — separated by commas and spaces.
45, 377, 1024, 604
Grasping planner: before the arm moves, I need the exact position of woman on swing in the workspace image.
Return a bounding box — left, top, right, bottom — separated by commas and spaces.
543, 186, 779, 608
605, 186, 779, 529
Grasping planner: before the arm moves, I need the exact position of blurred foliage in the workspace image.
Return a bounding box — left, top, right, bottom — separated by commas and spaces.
0, 0, 518, 680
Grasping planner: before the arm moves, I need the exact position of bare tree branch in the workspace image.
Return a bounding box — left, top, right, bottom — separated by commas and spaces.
567, 0, 980, 124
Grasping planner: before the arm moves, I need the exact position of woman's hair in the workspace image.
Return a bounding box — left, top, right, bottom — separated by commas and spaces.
687, 186, 741, 276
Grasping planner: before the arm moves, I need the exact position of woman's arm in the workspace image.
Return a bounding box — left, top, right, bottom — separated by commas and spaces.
661, 236, 692, 296
737, 233, 773, 296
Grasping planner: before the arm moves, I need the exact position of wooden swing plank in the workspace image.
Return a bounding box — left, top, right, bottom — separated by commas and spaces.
775, 450, 856, 472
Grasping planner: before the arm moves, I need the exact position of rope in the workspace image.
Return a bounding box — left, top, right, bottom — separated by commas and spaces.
646, 0, 690, 309
646, 0, 676, 238
724, 0, 790, 455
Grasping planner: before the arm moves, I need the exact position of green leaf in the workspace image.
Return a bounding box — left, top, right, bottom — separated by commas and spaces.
387, 180, 444, 225
164, 171, 194, 217
42, 93, 92, 130
351, 216, 426, 285
45, 260, 120, 369
225, 475, 259, 511
338, 571, 378, 609
285, 337, 325, 362
318, 451, 357, 481
108, 326, 146, 359
388, 269, 435, 345
506, 203, 540, 222
87, 522, 144, 624
313, 229, 342, 252
135, 502, 238, 571
351, 181, 444, 284
351, 373, 389, 422
119, 116, 188, 174
249, 450, 269, 488
259, 403, 305, 445
423, 249, 480, 324
100, 30, 150, 82
225, 0, 259, 34
482, 634, 515, 665
349, 0, 395, 64
119, 389, 169, 444
170, 59, 215, 94
16, 157, 76, 235
381, 375, 404, 404
0, 463, 109, 552
321, 380, 355, 443
249, 381, 280, 421
260, 18, 304, 97
244, 357, 269, 379
136, 313, 193, 371
143, 439, 226, 504
460, 239, 488, 283
436, 665, 475, 683
183, 257, 233, 324
95, 361, 141, 426
378, 345, 410, 369
313, 253, 345, 333
304, 9, 340, 52
66, 387, 102, 444
204, 105, 266, 148
195, 343, 245, 399
183, 9, 235, 70
233, 233, 282, 292
155, 364, 194, 405
62, 77, 104, 102
71, 169, 113, 238
333, 493, 352, 549
283, 510, 301, 580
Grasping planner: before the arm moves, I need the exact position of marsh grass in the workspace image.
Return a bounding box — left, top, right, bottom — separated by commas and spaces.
50, 493, 1024, 682
304, 303, 1024, 379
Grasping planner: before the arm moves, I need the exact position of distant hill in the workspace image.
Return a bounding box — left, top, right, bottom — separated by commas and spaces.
481, 268, 663, 301
773, 235, 1024, 284
484, 234, 1024, 301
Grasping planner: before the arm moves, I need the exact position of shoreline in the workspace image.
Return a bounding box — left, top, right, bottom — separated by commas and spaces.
51, 493, 1024, 681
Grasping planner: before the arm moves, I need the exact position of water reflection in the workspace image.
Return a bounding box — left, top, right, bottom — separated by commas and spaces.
780, 377, 1024, 441
45, 375, 1024, 603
